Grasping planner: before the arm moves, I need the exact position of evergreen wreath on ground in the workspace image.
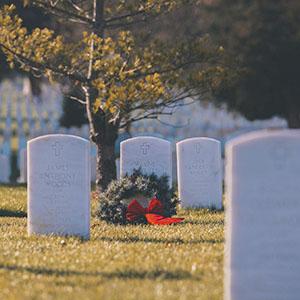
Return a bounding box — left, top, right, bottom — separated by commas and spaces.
97, 169, 180, 225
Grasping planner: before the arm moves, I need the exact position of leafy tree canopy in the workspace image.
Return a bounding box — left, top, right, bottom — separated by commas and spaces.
0, 1, 227, 189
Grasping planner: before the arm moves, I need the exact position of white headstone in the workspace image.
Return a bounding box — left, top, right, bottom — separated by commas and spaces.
120, 136, 172, 185
0, 154, 10, 183
225, 129, 300, 300
177, 137, 222, 208
28, 134, 90, 238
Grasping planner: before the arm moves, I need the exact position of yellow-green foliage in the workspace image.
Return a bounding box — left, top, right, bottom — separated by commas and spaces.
0, 4, 225, 126
0, 186, 223, 300
0, 5, 63, 69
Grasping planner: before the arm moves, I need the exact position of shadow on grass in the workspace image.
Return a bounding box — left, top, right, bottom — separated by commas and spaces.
96, 236, 223, 244
0, 264, 199, 280
0, 209, 27, 218
187, 220, 224, 226
182, 207, 224, 213
0, 183, 27, 188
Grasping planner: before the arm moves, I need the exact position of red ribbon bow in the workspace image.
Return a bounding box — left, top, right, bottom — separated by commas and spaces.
126, 198, 184, 225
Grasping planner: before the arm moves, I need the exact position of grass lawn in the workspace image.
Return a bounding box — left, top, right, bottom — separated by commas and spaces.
0, 186, 224, 300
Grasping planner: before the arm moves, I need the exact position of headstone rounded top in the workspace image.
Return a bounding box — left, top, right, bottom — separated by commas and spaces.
177, 137, 220, 146
28, 134, 89, 145
121, 136, 170, 146
227, 129, 300, 149
120, 135, 172, 186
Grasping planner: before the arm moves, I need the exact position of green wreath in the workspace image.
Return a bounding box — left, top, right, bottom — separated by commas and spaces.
97, 169, 179, 224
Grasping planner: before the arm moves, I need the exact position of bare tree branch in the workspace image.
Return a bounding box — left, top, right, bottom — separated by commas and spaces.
67, 95, 86, 104
104, 5, 155, 24
0, 43, 87, 83
119, 89, 203, 129
66, 0, 91, 18
27, 0, 173, 30
128, 57, 208, 81
120, 110, 173, 128
31, 0, 92, 24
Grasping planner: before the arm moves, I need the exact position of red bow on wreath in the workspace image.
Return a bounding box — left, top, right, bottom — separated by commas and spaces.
126, 198, 184, 225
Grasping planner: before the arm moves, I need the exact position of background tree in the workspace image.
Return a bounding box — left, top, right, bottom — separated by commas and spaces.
0, 1, 225, 191
201, 0, 300, 128
58, 1, 212, 129
0, 0, 51, 94
0, 0, 92, 110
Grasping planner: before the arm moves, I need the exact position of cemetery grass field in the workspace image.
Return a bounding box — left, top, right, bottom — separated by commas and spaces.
0, 186, 224, 300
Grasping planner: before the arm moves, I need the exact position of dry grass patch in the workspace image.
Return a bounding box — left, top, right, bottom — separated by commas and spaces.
0, 186, 224, 300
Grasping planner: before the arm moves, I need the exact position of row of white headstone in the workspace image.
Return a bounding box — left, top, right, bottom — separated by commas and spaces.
17, 148, 119, 184
12, 129, 300, 299
122, 130, 300, 300
16, 135, 223, 210
120, 136, 223, 209
26, 134, 223, 238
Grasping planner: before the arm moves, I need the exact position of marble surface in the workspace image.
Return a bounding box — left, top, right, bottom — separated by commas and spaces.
120, 136, 172, 186
28, 134, 91, 238
177, 137, 222, 208
225, 129, 300, 300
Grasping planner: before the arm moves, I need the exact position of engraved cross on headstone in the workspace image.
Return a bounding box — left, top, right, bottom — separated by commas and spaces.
140, 143, 150, 155
52, 142, 63, 156
195, 144, 201, 154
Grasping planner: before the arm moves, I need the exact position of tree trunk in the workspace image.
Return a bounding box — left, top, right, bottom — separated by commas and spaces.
85, 0, 110, 192
84, 85, 120, 192
287, 109, 300, 128
94, 121, 119, 193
